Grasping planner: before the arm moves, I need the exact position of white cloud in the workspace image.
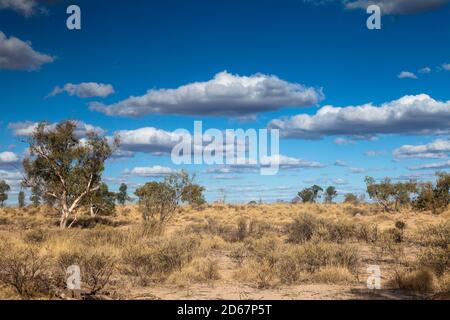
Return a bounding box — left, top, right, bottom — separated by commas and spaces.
206, 154, 324, 174
333, 137, 356, 145
333, 178, 348, 185
345, 0, 450, 14
113, 126, 252, 158
409, 160, 450, 171
394, 139, 450, 159
0, 151, 20, 168
212, 174, 242, 180
114, 127, 182, 155
419, 67, 432, 74
365, 150, 385, 157
0, 0, 37, 16
334, 160, 348, 167
0, 169, 22, 186
442, 63, 450, 71
123, 166, 176, 177
349, 167, 368, 174
260, 155, 325, 169
269, 94, 450, 139
89, 71, 323, 118
398, 71, 418, 79
8, 121, 106, 137
49, 82, 115, 98
0, 31, 54, 70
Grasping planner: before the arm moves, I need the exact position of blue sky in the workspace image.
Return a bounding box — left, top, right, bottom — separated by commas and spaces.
1, 0, 450, 204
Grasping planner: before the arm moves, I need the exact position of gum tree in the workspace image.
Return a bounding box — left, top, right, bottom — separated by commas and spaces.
135, 170, 204, 227
18, 191, 25, 208
0, 180, 10, 207
324, 186, 338, 204
22, 121, 116, 228
116, 183, 129, 205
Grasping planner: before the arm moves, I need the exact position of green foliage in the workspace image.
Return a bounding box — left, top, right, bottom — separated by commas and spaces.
365, 177, 417, 212
298, 185, 323, 203
85, 183, 116, 216
343, 193, 359, 204
136, 181, 177, 224
182, 183, 206, 206
0, 180, 10, 207
29, 185, 41, 206
116, 183, 130, 205
135, 170, 204, 228
18, 191, 25, 208
413, 172, 450, 214
324, 186, 337, 204
22, 121, 116, 228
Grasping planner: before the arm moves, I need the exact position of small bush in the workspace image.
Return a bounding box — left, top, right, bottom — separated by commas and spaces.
313, 266, 356, 284
355, 223, 379, 243
418, 247, 449, 277
121, 234, 200, 284
276, 248, 303, 284
391, 269, 436, 293
57, 249, 115, 294
228, 244, 247, 266
244, 236, 280, 267
82, 251, 115, 294
24, 229, 48, 244
235, 259, 278, 289
0, 243, 53, 298
287, 213, 319, 244
417, 222, 450, 249
169, 258, 220, 286
296, 242, 359, 273
287, 214, 356, 244
236, 218, 248, 241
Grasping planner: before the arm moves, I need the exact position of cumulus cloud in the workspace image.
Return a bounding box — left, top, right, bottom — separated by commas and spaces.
334, 160, 349, 167
123, 166, 176, 177
89, 71, 323, 118
8, 121, 106, 137
269, 94, 450, 139
398, 71, 418, 79
409, 160, 450, 171
333, 137, 356, 145
345, 0, 450, 15
365, 150, 385, 157
442, 63, 450, 71
0, 31, 54, 70
394, 139, 450, 159
419, 67, 432, 74
114, 127, 182, 155
0, 170, 22, 186
349, 167, 368, 174
261, 155, 325, 169
0, 151, 20, 168
206, 154, 324, 175
49, 82, 115, 98
0, 0, 37, 16
113, 126, 253, 159
333, 178, 348, 185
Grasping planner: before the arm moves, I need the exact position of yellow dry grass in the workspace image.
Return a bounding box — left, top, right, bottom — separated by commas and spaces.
0, 203, 448, 300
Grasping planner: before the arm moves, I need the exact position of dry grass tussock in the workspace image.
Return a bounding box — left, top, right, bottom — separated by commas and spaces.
0, 203, 448, 299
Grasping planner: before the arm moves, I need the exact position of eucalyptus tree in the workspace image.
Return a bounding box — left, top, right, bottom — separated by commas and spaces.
22, 121, 116, 228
